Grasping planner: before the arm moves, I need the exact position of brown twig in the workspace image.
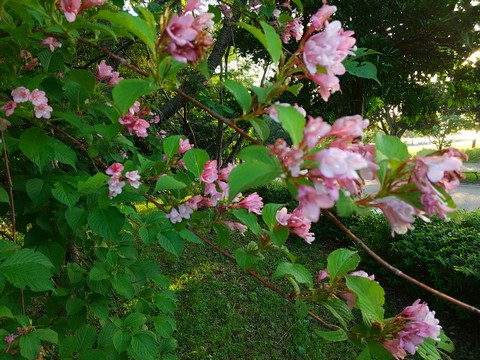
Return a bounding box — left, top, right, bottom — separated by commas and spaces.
323, 210, 480, 316
1, 131, 16, 243
176, 90, 261, 145
188, 227, 337, 330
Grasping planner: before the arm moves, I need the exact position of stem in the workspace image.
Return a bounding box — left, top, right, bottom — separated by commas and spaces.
323, 210, 480, 316
1, 131, 16, 243
188, 227, 337, 330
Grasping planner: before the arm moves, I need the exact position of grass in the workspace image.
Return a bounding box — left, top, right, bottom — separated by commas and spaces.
139, 233, 362, 359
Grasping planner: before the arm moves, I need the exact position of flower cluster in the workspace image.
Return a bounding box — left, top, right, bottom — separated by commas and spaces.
96, 60, 123, 86
1, 86, 53, 119
276, 207, 315, 243
382, 300, 442, 359
60, 0, 106, 23
106, 162, 141, 198
268, 110, 371, 224
165, 0, 214, 63
41, 37, 62, 52
165, 160, 264, 225
118, 101, 152, 138
280, 18, 304, 44
302, 4, 356, 101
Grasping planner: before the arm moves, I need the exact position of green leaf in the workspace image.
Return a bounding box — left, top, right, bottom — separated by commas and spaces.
112, 78, 156, 115
154, 315, 176, 338
316, 329, 348, 342
0, 248, 54, 291
87, 208, 125, 240
97, 10, 156, 55
357, 342, 394, 360
224, 79, 251, 112
89, 263, 110, 281
52, 182, 80, 208
73, 324, 97, 351
65, 207, 87, 230
269, 227, 289, 247
25, 179, 50, 204
260, 21, 282, 64
229, 146, 282, 199
320, 298, 353, 328
124, 312, 147, 328
273, 262, 313, 286
286, 83, 303, 96
112, 272, 135, 299
250, 117, 270, 141
213, 223, 230, 248
345, 61, 380, 84
113, 330, 131, 353
0, 240, 19, 261
67, 297, 85, 316
129, 332, 159, 360
19, 128, 55, 170
67, 262, 85, 284
327, 248, 361, 281
274, 105, 306, 146
239, 22, 267, 51
0, 186, 9, 204
20, 334, 41, 360
157, 231, 184, 258
163, 135, 182, 160
0, 305, 14, 319
345, 275, 385, 323
77, 173, 109, 193
155, 175, 186, 191
336, 191, 355, 217
375, 134, 410, 161
183, 148, 209, 178
34, 329, 58, 344
231, 208, 261, 235
234, 247, 261, 270
262, 203, 283, 230
178, 228, 203, 244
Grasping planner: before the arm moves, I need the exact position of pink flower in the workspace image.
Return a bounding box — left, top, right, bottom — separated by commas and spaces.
97, 60, 113, 81
297, 185, 336, 222
276, 207, 290, 226
238, 192, 264, 215
11, 87, 30, 103
167, 14, 198, 47
223, 221, 248, 234
310, 4, 337, 31
178, 138, 193, 154
61, 0, 81, 22
34, 103, 53, 119
201, 160, 218, 184
381, 339, 407, 360
20, 50, 32, 59
303, 115, 331, 149
373, 197, 416, 235
166, 208, 183, 223
0, 101, 17, 116
41, 37, 62, 52
184, 0, 202, 13
108, 177, 125, 198
272, 9, 281, 18
329, 115, 369, 138
286, 208, 315, 244
315, 148, 367, 179
5, 334, 17, 345
125, 171, 141, 188
281, 18, 304, 43
132, 119, 150, 138
307, 72, 341, 101
349, 270, 375, 281
396, 300, 441, 355
106, 162, 124, 177
29, 89, 48, 106
220, 4, 233, 18
316, 269, 329, 282
420, 156, 462, 183
108, 71, 123, 85
218, 163, 236, 181
168, 42, 198, 63
81, 0, 106, 10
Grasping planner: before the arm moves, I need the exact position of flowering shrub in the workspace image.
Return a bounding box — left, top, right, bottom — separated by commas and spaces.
0, 0, 469, 359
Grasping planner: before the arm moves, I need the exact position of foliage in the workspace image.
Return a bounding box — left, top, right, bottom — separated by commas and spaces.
0, 0, 470, 359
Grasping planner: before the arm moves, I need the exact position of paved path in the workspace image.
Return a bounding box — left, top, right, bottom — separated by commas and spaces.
363, 182, 480, 212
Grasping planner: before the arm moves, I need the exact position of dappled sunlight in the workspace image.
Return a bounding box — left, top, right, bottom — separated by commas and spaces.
169, 261, 222, 291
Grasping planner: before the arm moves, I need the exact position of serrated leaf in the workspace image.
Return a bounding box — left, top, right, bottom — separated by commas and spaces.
97, 10, 156, 55
235, 248, 260, 270
273, 262, 313, 286
154, 315, 176, 338
65, 207, 87, 230
316, 329, 348, 342
327, 248, 361, 281
112, 78, 156, 115
275, 105, 306, 146
0, 240, 19, 261
250, 117, 270, 141
124, 312, 147, 328
73, 324, 97, 351
129, 332, 159, 360
320, 298, 353, 328
157, 232, 184, 258
0, 186, 9, 204
375, 134, 409, 162
87, 208, 125, 240
20, 334, 41, 360
66, 297, 85, 316
260, 21, 282, 64
345, 61, 380, 84
25, 179, 50, 204
163, 135, 182, 159
224, 79, 251, 112
112, 272, 135, 299
77, 173, 109, 193
229, 146, 282, 199
113, 330, 131, 353
261, 203, 283, 230
33, 329, 58, 344
155, 175, 186, 191
345, 275, 385, 323
269, 227, 289, 247
52, 182, 80, 208
178, 228, 203, 244
231, 208, 262, 234
19, 128, 55, 170
183, 148, 209, 178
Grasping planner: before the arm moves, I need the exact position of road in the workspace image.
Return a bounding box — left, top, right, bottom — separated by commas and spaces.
363, 182, 480, 212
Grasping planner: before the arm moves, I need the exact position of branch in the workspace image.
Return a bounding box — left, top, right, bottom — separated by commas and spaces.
188, 227, 337, 330
323, 210, 480, 316
1, 130, 16, 244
